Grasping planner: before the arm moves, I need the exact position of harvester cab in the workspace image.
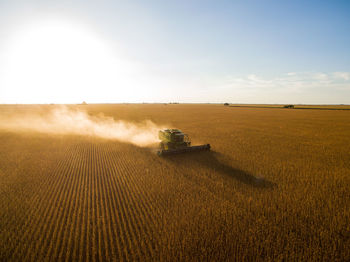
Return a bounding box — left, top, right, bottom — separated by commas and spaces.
157, 129, 210, 156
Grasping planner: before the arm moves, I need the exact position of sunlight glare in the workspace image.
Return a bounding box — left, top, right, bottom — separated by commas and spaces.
1, 19, 131, 103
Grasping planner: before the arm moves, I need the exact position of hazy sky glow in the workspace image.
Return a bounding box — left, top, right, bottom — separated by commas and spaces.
0, 0, 349, 104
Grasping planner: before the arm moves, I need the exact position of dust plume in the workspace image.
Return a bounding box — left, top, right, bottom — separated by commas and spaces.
0, 106, 163, 147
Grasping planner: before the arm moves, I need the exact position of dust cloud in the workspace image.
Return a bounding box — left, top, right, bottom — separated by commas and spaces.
0, 106, 163, 147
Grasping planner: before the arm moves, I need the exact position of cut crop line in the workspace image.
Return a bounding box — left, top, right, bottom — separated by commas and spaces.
107, 145, 160, 258
46, 143, 85, 261
57, 143, 86, 262
13, 145, 74, 261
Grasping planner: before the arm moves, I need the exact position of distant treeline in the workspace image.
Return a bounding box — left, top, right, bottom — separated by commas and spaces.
224, 103, 350, 110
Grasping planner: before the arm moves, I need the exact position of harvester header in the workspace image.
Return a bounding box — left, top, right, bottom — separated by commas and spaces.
157, 129, 210, 156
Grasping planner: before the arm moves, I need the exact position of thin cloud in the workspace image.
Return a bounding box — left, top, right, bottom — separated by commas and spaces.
221, 72, 350, 91
213, 71, 350, 104
332, 72, 350, 81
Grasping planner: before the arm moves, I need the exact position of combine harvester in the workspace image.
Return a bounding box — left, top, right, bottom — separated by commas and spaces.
157, 129, 210, 156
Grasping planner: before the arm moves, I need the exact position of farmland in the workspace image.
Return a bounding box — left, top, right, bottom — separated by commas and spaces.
0, 104, 349, 261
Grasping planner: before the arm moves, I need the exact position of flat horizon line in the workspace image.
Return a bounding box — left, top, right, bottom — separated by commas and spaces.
0, 103, 349, 106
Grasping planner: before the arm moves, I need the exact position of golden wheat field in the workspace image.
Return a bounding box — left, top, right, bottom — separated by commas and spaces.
0, 104, 349, 261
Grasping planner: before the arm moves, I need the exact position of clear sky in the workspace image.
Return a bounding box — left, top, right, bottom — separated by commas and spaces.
0, 0, 349, 104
